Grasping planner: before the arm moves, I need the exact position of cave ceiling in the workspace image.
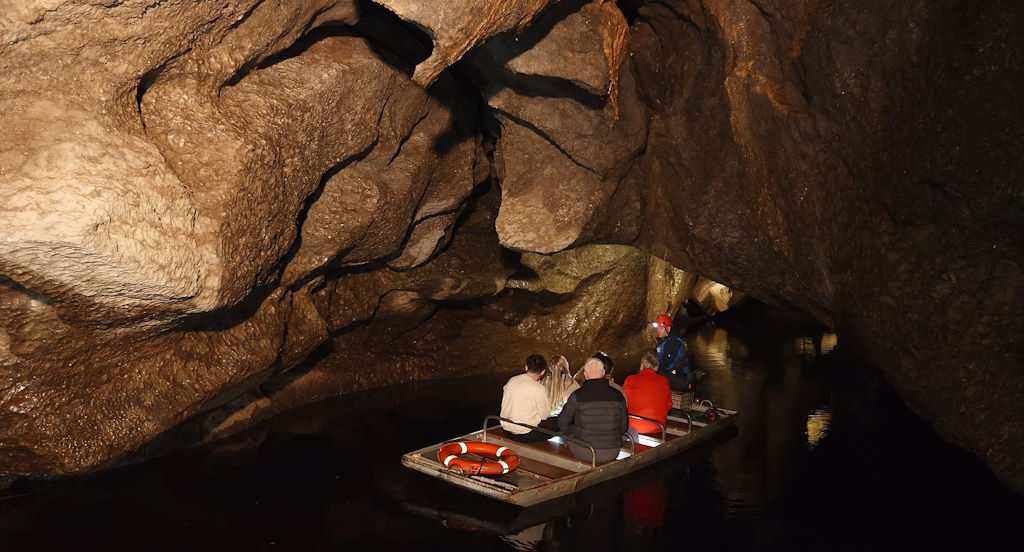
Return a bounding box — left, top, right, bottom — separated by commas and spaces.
0, 0, 1021, 492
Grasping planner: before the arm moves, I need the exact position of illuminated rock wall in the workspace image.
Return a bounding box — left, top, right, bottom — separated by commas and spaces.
0, 0, 1020, 490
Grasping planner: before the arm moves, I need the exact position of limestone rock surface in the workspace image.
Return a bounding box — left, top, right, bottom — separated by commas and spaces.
691, 277, 745, 316
624, 0, 1024, 490
0, 0, 483, 475
370, 0, 555, 86
0, 0, 1021, 493
467, 2, 647, 253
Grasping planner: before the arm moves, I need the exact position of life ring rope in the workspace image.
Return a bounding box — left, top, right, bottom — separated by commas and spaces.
438, 441, 521, 476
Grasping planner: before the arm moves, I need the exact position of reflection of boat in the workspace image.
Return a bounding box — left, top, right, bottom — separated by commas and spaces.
401, 400, 737, 507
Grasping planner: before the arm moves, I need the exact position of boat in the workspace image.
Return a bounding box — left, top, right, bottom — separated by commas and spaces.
401, 394, 737, 507
398, 420, 737, 534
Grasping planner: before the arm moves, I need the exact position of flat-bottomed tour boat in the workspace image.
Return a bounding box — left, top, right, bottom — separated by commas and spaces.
401, 394, 737, 507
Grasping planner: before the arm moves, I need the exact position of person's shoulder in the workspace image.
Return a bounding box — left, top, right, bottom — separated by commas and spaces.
601, 380, 624, 397
507, 373, 530, 386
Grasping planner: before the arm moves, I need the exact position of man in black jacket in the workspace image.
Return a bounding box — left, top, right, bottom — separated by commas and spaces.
557, 357, 629, 464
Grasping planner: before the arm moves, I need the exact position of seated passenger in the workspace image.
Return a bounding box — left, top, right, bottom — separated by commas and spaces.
594, 350, 627, 406
623, 352, 673, 436
557, 358, 629, 463
543, 355, 577, 414
501, 354, 561, 442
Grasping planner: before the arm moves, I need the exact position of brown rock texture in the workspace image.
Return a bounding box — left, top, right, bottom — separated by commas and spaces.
468, 2, 649, 253
622, 0, 1022, 490
0, 0, 1021, 493
371, 0, 555, 86
199, 193, 697, 440
0, 1, 484, 475
691, 276, 745, 316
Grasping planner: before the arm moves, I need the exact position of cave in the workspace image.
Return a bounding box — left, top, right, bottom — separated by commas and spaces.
1, 0, 1021, 547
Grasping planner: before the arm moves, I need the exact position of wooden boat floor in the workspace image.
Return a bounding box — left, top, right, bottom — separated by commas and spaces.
485, 427, 591, 466
485, 427, 657, 464
516, 456, 576, 479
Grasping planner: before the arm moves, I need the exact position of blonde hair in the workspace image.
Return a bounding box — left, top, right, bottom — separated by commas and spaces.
544, 355, 572, 410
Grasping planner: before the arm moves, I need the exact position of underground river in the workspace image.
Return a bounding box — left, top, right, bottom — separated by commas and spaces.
1, 302, 1020, 550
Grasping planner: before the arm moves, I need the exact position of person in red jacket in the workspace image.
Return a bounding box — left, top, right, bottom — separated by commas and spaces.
623, 352, 673, 435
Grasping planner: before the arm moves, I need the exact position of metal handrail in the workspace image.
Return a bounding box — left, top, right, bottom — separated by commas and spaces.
482, 415, 599, 468
621, 430, 636, 456
679, 411, 692, 433
626, 413, 667, 443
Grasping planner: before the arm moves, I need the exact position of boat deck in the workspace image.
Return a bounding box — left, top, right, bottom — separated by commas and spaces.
402, 398, 737, 506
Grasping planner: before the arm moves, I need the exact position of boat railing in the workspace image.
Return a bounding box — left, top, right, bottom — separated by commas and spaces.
482, 415, 599, 468
621, 430, 636, 456
625, 413, 667, 443
677, 411, 693, 433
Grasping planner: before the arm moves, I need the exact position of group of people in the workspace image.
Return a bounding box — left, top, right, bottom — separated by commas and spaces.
498, 313, 693, 464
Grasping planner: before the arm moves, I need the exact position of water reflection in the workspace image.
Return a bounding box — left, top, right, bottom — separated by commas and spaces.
795, 332, 838, 356
2, 304, 1020, 550
680, 317, 836, 516
498, 522, 550, 551
690, 324, 746, 372
624, 480, 669, 529
548, 496, 622, 552
821, 332, 838, 354
806, 408, 832, 447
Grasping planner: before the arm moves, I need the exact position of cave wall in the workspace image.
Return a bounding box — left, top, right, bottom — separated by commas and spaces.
0, 0, 1021, 490
621, 0, 1024, 491
0, 0, 489, 475
466, 0, 1022, 487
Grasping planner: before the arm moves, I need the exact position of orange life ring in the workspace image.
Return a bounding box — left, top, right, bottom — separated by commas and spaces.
437, 441, 521, 476
705, 408, 718, 422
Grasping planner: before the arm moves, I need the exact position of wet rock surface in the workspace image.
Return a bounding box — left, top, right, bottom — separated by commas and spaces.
1, 0, 1021, 492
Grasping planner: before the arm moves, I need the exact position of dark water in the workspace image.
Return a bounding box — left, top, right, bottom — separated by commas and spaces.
1, 304, 1021, 551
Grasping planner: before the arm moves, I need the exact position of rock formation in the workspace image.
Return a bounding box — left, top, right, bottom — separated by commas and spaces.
1, 0, 1020, 491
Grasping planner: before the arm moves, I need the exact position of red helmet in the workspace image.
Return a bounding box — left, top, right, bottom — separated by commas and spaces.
652, 314, 672, 330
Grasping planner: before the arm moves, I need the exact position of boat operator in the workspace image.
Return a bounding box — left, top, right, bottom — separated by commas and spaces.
651, 313, 693, 391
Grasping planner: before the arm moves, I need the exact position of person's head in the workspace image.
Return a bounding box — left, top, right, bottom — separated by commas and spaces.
651, 314, 672, 338
640, 352, 659, 371
582, 357, 606, 380
593, 351, 614, 377
525, 354, 547, 378
549, 355, 570, 381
